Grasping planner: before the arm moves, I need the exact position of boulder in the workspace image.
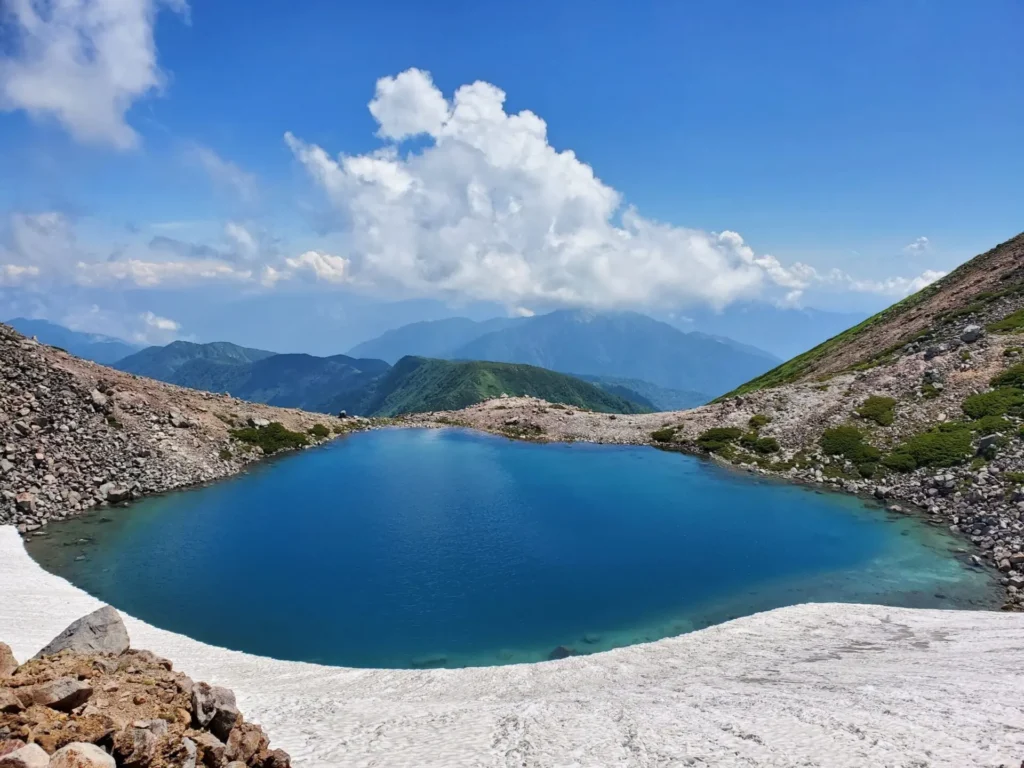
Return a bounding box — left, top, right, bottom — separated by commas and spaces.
0, 689, 23, 713
48, 743, 115, 768
923, 344, 947, 360
960, 324, 984, 343
0, 742, 26, 759
0, 743, 48, 768
169, 411, 191, 428
112, 726, 157, 767
0, 643, 17, 677
247, 418, 270, 428
192, 683, 240, 741
33, 606, 130, 659
191, 732, 225, 767
261, 749, 291, 768
225, 722, 268, 764
25, 677, 92, 711
14, 493, 35, 514
89, 390, 109, 413
180, 738, 198, 768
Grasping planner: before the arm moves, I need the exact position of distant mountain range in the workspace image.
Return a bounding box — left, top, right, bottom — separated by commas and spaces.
350, 309, 778, 400
113, 341, 648, 416
6, 317, 142, 365
666, 303, 869, 361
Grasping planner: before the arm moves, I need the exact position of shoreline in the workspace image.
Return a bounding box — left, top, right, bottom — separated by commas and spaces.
3, 526, 1022, 766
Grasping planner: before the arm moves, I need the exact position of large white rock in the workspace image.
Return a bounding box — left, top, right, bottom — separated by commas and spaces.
0, 743, 48, 768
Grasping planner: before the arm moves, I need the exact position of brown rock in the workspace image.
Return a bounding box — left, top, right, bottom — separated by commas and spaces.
225, 722, 268, 765
48, 743, 115, 768
26, 677, 92, 711
0, 644, 17, 678
193, 732, 226, 768
0, 743, 48, 768
260, 749, 291, 768
0, 689, 23, 713
112, 726, 157, 768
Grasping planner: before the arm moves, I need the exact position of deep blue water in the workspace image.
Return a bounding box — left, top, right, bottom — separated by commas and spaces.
28, 428, 998, 668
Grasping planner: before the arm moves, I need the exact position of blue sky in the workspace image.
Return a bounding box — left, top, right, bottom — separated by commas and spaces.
1, 0, 1022, 350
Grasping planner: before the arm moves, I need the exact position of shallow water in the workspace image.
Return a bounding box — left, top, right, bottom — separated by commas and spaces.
28, 428, 999, 668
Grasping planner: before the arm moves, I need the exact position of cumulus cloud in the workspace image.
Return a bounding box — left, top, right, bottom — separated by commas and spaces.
904, 236, 930, 255
0, 264, 41, 286
283, 251, 351, 284
286, 69, 914, 312
59, 304, 183, 344
187, 145, 259, 202
0, 0, 188, 149
75, 258, 253, 288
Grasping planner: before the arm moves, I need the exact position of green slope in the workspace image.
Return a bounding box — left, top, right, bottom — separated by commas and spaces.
722, 231, 1024, 399
365, 357, 651, 417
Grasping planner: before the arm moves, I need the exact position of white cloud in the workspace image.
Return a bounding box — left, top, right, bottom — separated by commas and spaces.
285, 70, 851, 312
0, 264, 41, 286
904, 236, 930, 255
844, 268, 946, 296
225, 222, 259, 259
188, 145, 259, 202
59, 304, 183, 344
75, 258, 253, 288
283, 251, 351, 284
0, 0, 187, 149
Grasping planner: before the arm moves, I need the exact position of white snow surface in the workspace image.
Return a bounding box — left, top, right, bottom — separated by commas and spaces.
2, 526, 1022, 767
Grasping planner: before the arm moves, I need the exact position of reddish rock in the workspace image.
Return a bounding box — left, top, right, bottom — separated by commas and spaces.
225, 722, 268, 765
0, 743, 48, 768
48, 743, 115, 768
0, 644, 17, 678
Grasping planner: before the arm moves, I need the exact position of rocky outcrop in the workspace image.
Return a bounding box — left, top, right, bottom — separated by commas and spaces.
32, 609, 128, 660
0, 608, 290, 768
0, 322, 360, 531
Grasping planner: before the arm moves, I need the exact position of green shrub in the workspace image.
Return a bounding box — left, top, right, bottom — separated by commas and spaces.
885, 426, 972, 470
961, 387, 1024, 418
881, 451, 917, 472
748, 414, 771, 429
218, 448, 233, 461
753, 436, 780, 454
819, 426, 881, 464
856, 395, 897, 426
921, 381, 941, 399
696, 427, 743, 453
230, 422, 309, 454
1003, 471, 1024, 484
857, 462, 878, 478
308, 423, 330, 438
970, 414, 1012, 435
987, 308, 1024, 333
991, 363, 1024, 389
651, 427, 677, 443
959, 350, 972, 362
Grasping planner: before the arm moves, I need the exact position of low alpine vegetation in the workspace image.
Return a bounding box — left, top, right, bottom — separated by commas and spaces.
230, 422, 309, 454
987, 308, 1024, 333
856, 395, 897, 426
819, 425, 880, 477
882, 423, 973, 471
308, 423, 330, 438
651, 426, 678, 443
696, 427, 743, 453
961, 388, 1024, 419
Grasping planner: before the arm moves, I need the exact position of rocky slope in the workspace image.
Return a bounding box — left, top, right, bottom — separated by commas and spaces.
0, 323, 361, 531
411, 233, 1024, 610
1, 606, 290, 768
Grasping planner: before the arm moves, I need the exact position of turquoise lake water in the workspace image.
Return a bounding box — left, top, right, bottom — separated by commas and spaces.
27, 428, 998, 668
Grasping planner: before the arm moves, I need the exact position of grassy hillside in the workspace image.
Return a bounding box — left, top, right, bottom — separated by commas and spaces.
365, 357, 651, 417
116, 340, 276, 381
724, 232, 1024, 398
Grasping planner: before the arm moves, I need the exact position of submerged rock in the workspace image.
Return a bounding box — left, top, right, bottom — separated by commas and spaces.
548, 645, 579, 661
34, 606, 129, 659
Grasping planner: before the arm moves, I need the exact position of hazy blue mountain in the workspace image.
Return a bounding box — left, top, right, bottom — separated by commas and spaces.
6, 317, 141, 364
347, 316, 521, 363
577, 375, 709, 411
361, 357, 651, 417
670, 303, 869, 360
450, 309, 778, 397
115, 340, 276, 381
